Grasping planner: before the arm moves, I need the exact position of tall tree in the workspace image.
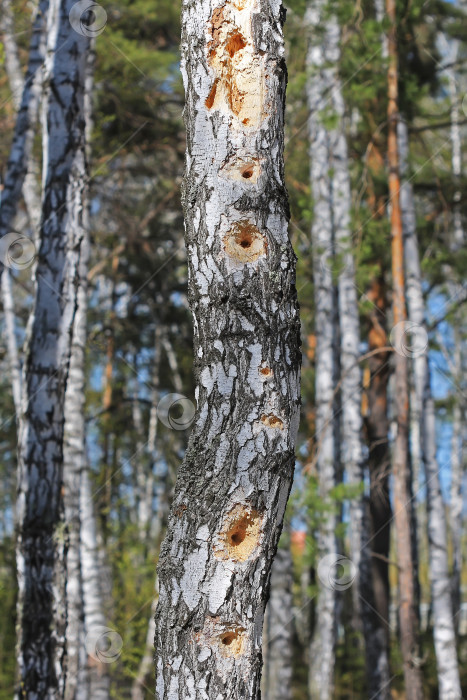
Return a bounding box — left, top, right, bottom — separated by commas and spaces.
15, 0, 91, 693
306, 1, 341, 695
261, 540, 294, 700
399, 119, 462, 699
385, 0, 423, 696
154, 0, 301, 696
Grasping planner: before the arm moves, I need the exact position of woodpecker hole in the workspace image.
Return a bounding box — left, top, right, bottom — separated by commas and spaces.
215, 505, 263, 561
260, 367, 272, 376
261, 413, 284, 430
218, 628, 246, 657
240, 163, 255, 179
223, 222, 266, 263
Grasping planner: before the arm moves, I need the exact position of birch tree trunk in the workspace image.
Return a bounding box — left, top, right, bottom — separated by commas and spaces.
154, 1, 301, 697
446, 44, 465, 631
450, 330, 463, 636
385, 3, 423, 696
261, 544, 294, 700
0, 0, 47, 422
63, 237, 89, 700
0, 0, 47, 247
399, 119, 462, 698
16, 0, 91, 694
305, 3, 343, 697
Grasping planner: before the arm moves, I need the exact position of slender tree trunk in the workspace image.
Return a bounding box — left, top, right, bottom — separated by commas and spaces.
446, 43, 465, 632
0, 0, 46, 424
385, 3, 423, 696
15, 0, 90, 694
79, 467, 111, 700
63, 237, 89, 700
261, 543, 294, 700
364, 276, 392, 699
0, 0, 47, 247
1, 270, 22, 414
399, 119, 462, 698
450, 329, 463, 636
154, 1, 300, 697
305, 3, 347, 696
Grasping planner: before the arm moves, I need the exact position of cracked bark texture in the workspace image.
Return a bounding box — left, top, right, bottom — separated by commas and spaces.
399, 120, 461, 699
15, 0, 91, 695
154, 1, 301, 698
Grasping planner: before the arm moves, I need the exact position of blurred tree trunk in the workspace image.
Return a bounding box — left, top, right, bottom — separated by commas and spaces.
63, 235, 89, 700
450, 328, 463, 635
262, 543, 294, 700
385, 1, 423, 695
306, 2, 340, 696
0, 0, 46, 247
154, 1, 300, 697
446, 42, 465, 632
399, 119, 462, 698
0, 0, 47, 419
15, 0, 90, 694
132, 327, 165, 700
364, 275, 392, 698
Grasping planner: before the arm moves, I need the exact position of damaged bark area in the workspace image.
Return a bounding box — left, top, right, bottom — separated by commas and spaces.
154, 1, 300, 698
205, 1, 265, 126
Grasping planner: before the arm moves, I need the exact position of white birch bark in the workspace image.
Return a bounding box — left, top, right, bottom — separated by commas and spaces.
79, 468, 111, 700
445, 40, 465, 631
78, 44, 111, 700
305, 3, 344, 697
15, 0, 91, 694
63, 236, 89, 700
261, 544, 294, 700
1, 270, 22, 413
0, 0, 47, 421
0, 0, 47, 246
399, 119, 462, 699
154, 1, 301, 697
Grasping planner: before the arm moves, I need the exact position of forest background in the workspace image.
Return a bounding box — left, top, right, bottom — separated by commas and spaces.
0, 0, 466, 697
